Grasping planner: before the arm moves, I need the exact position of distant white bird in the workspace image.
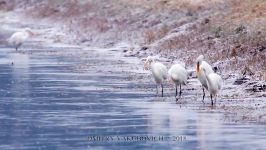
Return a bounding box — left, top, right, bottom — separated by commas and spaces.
144, 56, 167, 97
196, 55, 214, 101
7, 28, 34, 51
168, 64, 187, 100
202, 68, 223, 105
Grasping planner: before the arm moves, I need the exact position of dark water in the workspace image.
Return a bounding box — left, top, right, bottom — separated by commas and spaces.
0, 45, 266, 150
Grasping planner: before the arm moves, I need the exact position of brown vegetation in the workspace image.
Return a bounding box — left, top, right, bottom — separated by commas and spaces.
1, 0, 265, 79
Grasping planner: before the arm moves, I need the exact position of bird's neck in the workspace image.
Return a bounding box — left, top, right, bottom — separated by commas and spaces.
204, 72, 214, 88
150, 62, 155, 68
196, 63, 201, 75
24, 32, 31, 38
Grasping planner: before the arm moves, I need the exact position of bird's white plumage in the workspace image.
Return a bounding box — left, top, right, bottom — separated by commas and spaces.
150, 62, 167, 85
196, 55, 213, 89
197, 61, 214, 89
200, 61, 223, 105
168, 64, 187, 85
144, 56, 167, 96
205, 73, 223, 96
7, 28, 33, 50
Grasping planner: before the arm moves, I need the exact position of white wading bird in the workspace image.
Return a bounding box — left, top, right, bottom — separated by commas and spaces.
168, 64, 187, 101
202, 68, 223, 105
144, 56, 167, 97
196, 55, 214, 101
7, 28, 34, 51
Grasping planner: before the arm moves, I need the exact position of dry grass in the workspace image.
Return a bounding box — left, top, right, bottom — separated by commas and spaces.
0, 0, 15, 11
5, 0, 265, 78
120, 0, 224, 12
144, 0, 266, 78
144, 25, 171, 44
144, 30, 156, 44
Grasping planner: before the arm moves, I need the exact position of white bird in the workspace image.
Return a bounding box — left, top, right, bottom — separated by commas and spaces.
202, 68, 223, 105
144, 56, 167, 97
7, 28, 34, 51
196, 55, 214, 101
168, 64, 187, 100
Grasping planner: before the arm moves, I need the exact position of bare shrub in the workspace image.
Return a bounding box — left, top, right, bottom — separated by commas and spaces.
144, 30, 156, 44
0, 0, 15, 11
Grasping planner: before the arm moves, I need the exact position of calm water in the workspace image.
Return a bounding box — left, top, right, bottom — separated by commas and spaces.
0, 45, 265, 150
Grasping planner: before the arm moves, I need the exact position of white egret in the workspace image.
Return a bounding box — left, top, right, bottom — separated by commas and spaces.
196, 55, 214, 101
7, 28, 34, 51
202, 68, 223, 105
144, 56, 167, 97
168, 64, 187, 100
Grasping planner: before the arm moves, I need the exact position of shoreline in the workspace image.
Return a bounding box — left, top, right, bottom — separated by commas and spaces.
1, 10, 266, 124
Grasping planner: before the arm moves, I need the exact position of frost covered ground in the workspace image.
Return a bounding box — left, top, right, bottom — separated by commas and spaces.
0, 6, 265, 122
0, 3, 266, 149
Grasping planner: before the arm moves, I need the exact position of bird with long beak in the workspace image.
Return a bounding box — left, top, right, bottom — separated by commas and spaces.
196, 55, 214, 102
7, 28, 35, 51
144, 56, 168, 97
202, 68, 223, 105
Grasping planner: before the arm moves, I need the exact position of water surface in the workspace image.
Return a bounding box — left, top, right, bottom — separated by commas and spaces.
0, 45, 265, 150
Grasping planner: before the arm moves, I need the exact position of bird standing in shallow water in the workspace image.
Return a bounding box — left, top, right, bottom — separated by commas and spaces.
196, 55, 214, 102
7, 28, 34, 51
144, 56, 167, 97
202, 68, 223, 105
168, 64, 187, 101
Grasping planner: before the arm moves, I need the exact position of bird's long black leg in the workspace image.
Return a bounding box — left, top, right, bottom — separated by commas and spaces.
202, 88, 205, 102
156, 85, 158, 96
179, 85, 182, 97
175, 84, 179, 102
211, 94, 213, 106
175, 84, 177, 97
16, 46, 18, 51
161, 84, 163, 97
